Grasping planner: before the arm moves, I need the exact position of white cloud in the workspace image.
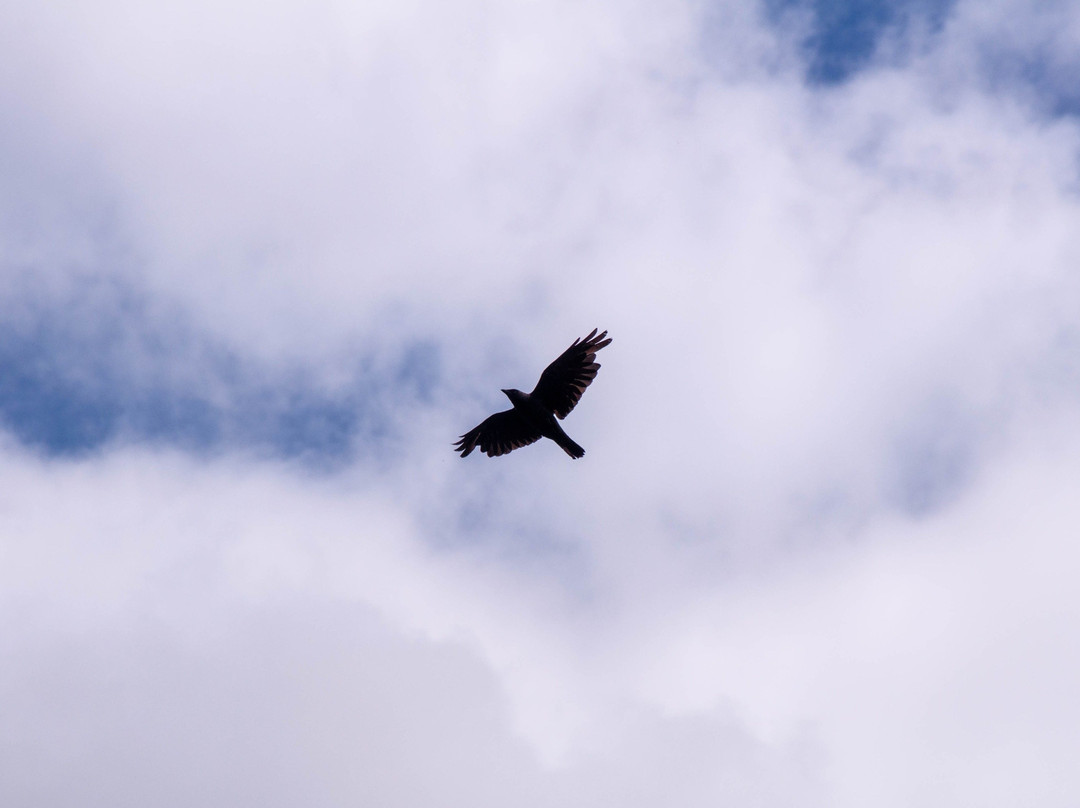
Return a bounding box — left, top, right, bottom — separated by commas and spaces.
3, 0, 1080, 804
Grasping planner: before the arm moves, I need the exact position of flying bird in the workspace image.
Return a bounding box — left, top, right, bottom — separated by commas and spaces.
454, 328, 612, 459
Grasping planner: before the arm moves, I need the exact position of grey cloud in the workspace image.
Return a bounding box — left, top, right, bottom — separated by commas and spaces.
0, 454, 822, 807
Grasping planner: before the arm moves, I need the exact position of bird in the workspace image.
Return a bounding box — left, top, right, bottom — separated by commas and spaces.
454, 328, 612, 459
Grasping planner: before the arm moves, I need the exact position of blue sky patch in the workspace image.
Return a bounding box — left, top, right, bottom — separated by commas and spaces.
0, 280, 440, 465
765, 0, 955, 84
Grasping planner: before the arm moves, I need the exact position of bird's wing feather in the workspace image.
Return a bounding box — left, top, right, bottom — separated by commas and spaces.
454, 409, 543, 457
530, 328, 612, 419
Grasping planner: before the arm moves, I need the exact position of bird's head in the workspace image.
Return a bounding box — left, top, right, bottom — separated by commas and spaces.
501, 388, 525, 405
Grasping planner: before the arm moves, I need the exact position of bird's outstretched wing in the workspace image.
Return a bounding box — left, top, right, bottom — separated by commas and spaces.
530, 328, 612, 419
454, 409, 543, 457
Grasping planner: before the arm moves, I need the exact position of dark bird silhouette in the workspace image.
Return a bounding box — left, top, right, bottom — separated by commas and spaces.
454, 328, 612, 459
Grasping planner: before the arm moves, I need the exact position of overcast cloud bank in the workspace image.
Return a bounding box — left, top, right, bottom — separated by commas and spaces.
3, 0, 1080, 805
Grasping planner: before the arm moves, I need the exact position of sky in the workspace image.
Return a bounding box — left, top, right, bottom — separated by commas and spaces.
2, 0, 1080, 804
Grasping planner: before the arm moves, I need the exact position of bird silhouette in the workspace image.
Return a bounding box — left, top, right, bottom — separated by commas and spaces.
454, 328, 612, 459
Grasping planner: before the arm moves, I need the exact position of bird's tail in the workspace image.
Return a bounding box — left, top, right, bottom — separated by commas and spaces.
555, 433, 585, 459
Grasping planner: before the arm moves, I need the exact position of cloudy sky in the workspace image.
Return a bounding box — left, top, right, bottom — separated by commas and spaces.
3, 0, 1080, 804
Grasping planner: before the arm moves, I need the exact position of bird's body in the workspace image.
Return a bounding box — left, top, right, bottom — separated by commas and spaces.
454, 329, 611, 459
500, 387, 585, 458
